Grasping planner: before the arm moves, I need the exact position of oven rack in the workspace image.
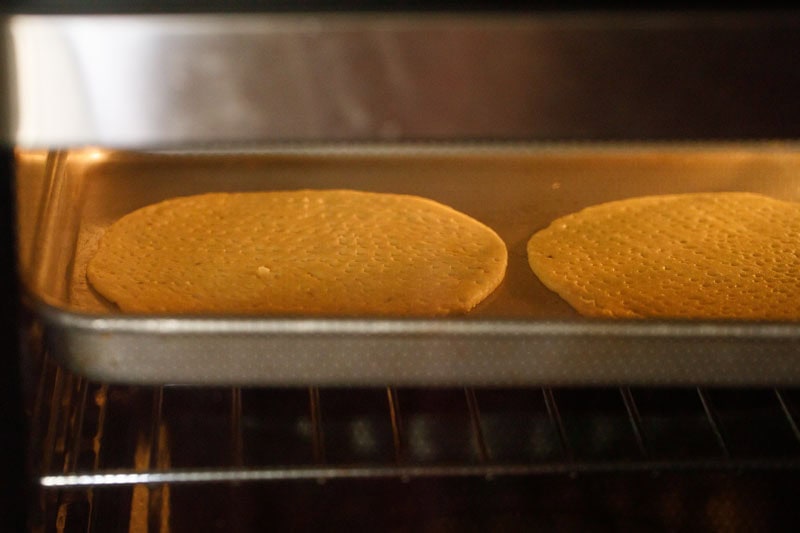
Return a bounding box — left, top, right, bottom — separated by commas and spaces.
29, 349, 800, 492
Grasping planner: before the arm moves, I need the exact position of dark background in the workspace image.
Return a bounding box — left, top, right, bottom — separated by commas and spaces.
0, 1, 794, 14
1, 147, 23, 533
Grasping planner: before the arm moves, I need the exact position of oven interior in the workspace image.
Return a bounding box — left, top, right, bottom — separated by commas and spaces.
9, 10, 800, 533
25, 336, 800, 531
19, 144, 800, 532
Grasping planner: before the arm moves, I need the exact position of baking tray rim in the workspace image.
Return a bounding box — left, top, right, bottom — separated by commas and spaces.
34, 294, 800, 387
32, 293, 800, 339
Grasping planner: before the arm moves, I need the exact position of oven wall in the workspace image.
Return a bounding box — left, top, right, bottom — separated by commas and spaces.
0, 145, 26, 533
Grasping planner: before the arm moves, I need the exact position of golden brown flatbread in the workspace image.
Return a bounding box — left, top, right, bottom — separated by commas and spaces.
527, 192, 800, 320
87, 190, 507, 315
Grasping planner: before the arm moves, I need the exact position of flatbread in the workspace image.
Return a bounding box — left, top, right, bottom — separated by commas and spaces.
87, 190, 507, 316
527, 192, 800, 320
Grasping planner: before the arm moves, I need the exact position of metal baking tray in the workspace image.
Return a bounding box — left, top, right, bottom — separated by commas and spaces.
16, 143, 800, 386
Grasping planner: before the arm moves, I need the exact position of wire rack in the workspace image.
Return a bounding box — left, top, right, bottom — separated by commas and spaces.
24, 325, 800, 531
30, 352, 800, 488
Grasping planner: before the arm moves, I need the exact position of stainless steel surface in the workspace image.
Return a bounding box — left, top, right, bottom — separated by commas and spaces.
17, 143, 800, 385
7, 12, 800, 147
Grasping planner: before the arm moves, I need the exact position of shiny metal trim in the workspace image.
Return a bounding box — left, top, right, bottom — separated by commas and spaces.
7, 12, 800, 147
40, 457, 800, 488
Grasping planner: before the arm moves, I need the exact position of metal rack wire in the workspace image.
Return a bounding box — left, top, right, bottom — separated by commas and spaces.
30, 353, 800, 491
24, 338, 800, 532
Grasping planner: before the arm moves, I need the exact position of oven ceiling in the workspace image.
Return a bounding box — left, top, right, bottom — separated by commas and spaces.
5, 11, 800, 148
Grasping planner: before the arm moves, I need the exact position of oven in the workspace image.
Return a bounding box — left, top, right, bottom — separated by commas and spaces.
4, 5, 800, 532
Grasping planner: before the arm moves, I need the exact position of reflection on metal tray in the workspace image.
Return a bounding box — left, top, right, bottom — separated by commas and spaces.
16, 143, 800, 385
